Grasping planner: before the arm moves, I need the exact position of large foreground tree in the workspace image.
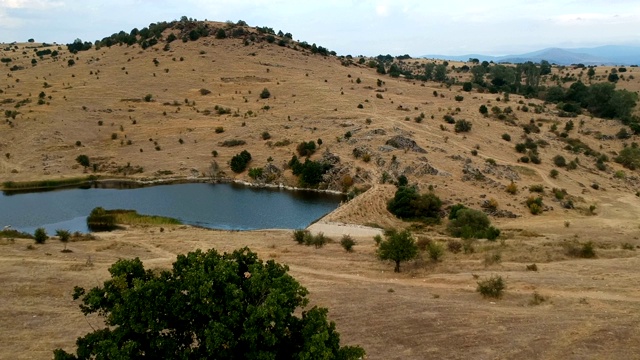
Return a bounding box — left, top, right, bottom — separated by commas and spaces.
54, 247, 364, 359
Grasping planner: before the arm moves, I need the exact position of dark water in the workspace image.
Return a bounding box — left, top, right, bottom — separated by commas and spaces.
0, 183, 344, 234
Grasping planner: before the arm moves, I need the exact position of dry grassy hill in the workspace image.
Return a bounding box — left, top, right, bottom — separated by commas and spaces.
2, 20, 640, 359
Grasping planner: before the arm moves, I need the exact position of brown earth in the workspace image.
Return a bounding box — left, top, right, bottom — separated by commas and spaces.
1, 21, 640, 359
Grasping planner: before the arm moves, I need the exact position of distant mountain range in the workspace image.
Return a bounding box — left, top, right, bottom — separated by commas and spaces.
422, 45, 640, 66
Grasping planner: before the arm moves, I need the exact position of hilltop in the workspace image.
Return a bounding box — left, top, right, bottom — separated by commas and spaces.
2, 19, 640, 359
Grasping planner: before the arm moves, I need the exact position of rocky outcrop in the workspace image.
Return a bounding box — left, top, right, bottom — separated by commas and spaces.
385, 136, 427, 153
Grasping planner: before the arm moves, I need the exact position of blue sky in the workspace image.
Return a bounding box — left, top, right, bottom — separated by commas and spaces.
1, 0, 639, 56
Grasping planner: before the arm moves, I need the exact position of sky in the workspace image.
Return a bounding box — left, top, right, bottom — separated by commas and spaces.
1, 0, 639, 56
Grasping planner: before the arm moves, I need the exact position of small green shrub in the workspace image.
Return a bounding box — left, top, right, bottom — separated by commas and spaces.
476, 275, 505, 298
529, 292, 547, 305
259, 88, 271, 99
293, 229, 308, 244
34, 227, 47, 244
340, 235, 356, 252
526, 263, 538, 271
427, 241, 445, 262
529, 184, 544, 193
501, 133, 511, 141
454, 119, 472, 133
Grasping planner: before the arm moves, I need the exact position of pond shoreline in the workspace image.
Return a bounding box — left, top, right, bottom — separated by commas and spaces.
1, 175, 346, 196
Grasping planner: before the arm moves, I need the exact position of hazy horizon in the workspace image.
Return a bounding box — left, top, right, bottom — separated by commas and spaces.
1, 0, 639, 57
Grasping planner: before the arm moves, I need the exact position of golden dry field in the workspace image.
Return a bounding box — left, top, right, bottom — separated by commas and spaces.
1, 21, 640, 359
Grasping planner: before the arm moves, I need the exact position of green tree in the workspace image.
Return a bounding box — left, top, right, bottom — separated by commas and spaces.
215, 28, 226, 39
447, 208, 500, 240
56, 229, 71, 251
260, 88, 271, 99
34, 227, 47, 244
479, 104, 488, 116
53, 248, 364, 359
230, 150, 252, 173
433, 64, 447, 82
75, 154, 90, 169
377, 229, 418, 272
471, 65, 485, 85
462, 82, 473, 92
387, 186, 442, 222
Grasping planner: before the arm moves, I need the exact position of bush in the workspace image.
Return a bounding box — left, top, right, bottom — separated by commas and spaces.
454, 95, 464, 102
454, 119, 472, 133
615, 146, 640, 170
447, 208, 500, 240
526, 196, 544, 215
260, 88, 271, 99
296, 141, 316, 157
34, 227, 47, 244
549, 169, 559, 178
221, 139, 246, 147
553, 155, 567, 167
447, 240, 462, 253
448, 203, 467, 220
426, 241, 445, 262
215, 127, 224, 133
387, 186, 442, 223
479, 105, 488, 115
340, 235, 356, 252
501, 133, 511, 141
476, 275, 505, 298
462, 82, 473, 92
529, 184, 544, 193
76, 154, 90, 168
261, 131, 271, 140
292, 229, 308, 244
505, 182, 518, 195
526, 263, 538, 271
565, 241, 596, 258
230, 150, 252, 173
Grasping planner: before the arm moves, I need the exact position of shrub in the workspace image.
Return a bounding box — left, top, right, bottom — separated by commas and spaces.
143, 94, 153, 102
199, 88, 211, 95
292, 229, 307, 244
615, 146, 640, 170
549, 169, 559, 178
476, 275, 505, 298
454, 119, 472, 133
479, 105, 488, 115
447, 240, 462, 253
448, 208, 500, 240
56, 229, 71, 251
448, 203, 467, 220
387, 186, 442, 223
248, 167, 263, 180
34, 227, 47, 244
565, 241, 596, 258
526, 197, 544, 215
443, 115, 455, 124
526, 263, 538, 271
76, 154, 90, 168
221, 139, 246, 147
462, 82, 473, 92
454, 95, 464, 102
261, 131, 271, 140
529, 184, 544, 193
296, 141, 316, 157
427, 241, 445, 262
259, 88, 271, 99
553, 155, 567, 167
505, 182, 518, 195
501, 133, 511, 141
340, 235, 356, 252
483, 252, 502, 266
230, 150, 252, 173
215, 127, 224, 134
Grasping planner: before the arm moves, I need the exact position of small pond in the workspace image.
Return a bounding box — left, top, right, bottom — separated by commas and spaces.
0, 183, 345, 234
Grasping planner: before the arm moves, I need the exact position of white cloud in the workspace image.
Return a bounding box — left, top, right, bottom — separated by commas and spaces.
0, 0, 64, 10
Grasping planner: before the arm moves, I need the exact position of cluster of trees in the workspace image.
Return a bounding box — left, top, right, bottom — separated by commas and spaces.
447, 205, 500, 240
54, 248, 364, 359
288, 156, 332, 187
230, 150, 252, 173
387, 184, 442, 223
544, 81, 638, 125
86, 207, 117, 231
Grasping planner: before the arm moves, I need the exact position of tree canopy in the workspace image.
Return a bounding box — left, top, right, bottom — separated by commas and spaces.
54, 247, 364, 360
376, 229, 418, 272
387, 186, 442, 222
